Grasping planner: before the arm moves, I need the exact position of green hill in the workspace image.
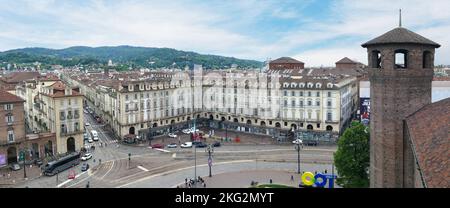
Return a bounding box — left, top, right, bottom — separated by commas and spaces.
0, 46, 263, 70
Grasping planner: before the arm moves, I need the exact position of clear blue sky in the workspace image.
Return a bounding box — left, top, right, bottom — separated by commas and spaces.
0, 0, 449, 66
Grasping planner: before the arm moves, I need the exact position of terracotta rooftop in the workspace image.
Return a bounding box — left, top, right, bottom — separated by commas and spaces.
270, 57, 304, 64
50, 81, 66, 90
405, 98, 450, 188
1, 71, 40, 83
0, 90, 25, 103
362, 27, 440, 48
336, 57, 357, 64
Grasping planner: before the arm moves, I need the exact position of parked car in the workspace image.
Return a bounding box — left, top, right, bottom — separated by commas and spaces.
83, 133, 89, 140
85, 123, 90, 127
180, 142, 193, 148
168, 133, 177, 138
93, 136, 99, 141
212, 141, 221, 147
195, 142, 207, 148
81, 163, 89, 172
88, 137, 94, 143
167, 143, 178, 148
81, 153, 92, 161
10, 163, 21, 171
34, 159, 43, 167
151, 143, 164, 149
182, 129, 191, 134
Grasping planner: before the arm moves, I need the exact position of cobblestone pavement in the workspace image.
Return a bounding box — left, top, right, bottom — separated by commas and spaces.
120, 161, 336, 188
0, 164, 43, 187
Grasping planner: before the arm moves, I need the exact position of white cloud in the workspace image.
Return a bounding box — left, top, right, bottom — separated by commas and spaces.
0, 0, 449, 66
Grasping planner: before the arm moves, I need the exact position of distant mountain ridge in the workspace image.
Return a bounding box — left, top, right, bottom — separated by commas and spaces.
0, 45, 263, 69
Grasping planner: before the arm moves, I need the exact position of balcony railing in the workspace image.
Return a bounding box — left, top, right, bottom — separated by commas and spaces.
325, 120, 339, 124
60, 129, 83, 136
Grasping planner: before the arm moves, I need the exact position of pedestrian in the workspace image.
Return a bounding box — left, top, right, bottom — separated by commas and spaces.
185, 178, 188, 183
269, 179, 272, 184
314, 171, 317, 175
203, 183, 206, 188
291, 175, 294, 181
324, 169, 328, 174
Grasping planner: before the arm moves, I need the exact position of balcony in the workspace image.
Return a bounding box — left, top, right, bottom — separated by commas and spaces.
325, 120, 339, 124
60, 129, 83, 136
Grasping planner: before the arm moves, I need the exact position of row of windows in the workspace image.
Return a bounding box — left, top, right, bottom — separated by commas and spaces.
125, 91, 170, 101
371, 50, 433, 69
3, 104, 13, 111
60, 99, 79, 106
60, 110, 80, 120
60, 122, 80, 134
283, 91, 333, 97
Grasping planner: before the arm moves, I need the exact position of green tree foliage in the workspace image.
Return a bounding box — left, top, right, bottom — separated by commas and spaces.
0, 46, 263, 69
334, 121, 370, 188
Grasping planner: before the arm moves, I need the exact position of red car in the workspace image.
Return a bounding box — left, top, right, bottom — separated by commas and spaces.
151, 144, 164, 149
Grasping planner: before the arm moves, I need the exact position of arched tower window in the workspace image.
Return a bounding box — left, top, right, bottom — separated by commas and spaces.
423, 51, 432, 69
394, 49, 408, 69
371, 50, 381, 68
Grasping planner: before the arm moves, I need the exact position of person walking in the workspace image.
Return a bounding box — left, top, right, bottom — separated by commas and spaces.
291, 175, 294, 181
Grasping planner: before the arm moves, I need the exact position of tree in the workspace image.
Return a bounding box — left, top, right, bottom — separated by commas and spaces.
334, 121, 370, 188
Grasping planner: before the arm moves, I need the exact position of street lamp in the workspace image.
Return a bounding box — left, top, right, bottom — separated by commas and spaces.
294, 142, 303, 174
206, 144, 214, 177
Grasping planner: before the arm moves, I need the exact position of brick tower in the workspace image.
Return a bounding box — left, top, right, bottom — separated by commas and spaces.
362, 24, 440, 187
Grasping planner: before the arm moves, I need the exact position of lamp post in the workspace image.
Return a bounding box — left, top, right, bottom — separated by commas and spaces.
19, 149, 27, 179
206, 144, 214, 177
295, 142, 303, 174
193, 118, 197, 187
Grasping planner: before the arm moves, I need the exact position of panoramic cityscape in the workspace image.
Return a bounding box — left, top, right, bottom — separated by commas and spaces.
0, 0, 448, 190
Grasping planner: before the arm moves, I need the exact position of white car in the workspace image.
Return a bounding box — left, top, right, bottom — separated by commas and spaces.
292, 139, 303, 145
168, 133, 177, 138
88, 137, 94, 143
85, 123, 90, 126
182, 129, 191, 134
167, 143, 178, 148
180, 142, 193, 148
93, 136, 99, 141
81, 153, 92, 161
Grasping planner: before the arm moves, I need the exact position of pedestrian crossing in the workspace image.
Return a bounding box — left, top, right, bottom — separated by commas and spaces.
84, 140, 119, 148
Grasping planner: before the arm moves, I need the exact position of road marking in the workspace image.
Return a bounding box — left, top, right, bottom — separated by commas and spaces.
100, 161, 115, 180
148, 147, 171, 153
137, 166, 149, 172
57, 171, 88, 188
66, 170, 93, 188
116, 160, 254, 188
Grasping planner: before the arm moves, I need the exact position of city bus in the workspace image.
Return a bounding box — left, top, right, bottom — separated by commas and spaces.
43, 153, 81, 176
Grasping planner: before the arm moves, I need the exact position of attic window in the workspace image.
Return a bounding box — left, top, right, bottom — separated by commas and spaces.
316, 83, 322, 88
327, 83, 333, 88
394, 49, 408, 69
